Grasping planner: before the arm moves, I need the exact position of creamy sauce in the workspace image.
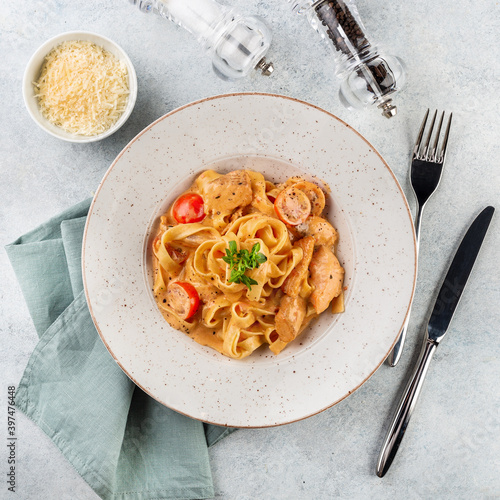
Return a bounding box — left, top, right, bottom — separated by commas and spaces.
152, 162, 344, 359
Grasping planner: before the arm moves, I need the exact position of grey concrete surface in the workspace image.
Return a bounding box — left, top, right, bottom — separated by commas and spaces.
1, 0, 499, 498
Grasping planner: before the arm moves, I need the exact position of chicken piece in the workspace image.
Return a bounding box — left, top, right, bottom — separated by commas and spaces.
180, 231, 217, 248
275, 295, 307, 343
199, 170, 253, 216
309, 246, 344, 314
282, 236, 315, 297
165, 243, 188, 264
296, 216, 338, 247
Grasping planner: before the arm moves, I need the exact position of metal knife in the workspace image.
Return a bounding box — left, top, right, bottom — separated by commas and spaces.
376, 205, 495, 478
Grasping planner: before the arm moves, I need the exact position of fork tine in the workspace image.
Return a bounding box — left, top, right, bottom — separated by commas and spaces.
422, 110, 437, 159
437, 112, 453, 162
429, 111, 445, 160
413, 109, 429, 157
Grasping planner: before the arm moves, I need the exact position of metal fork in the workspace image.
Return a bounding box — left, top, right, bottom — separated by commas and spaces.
387, 109, 453, 367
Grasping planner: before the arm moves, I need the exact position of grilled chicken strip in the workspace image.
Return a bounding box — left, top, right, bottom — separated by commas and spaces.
275, 295, 307, 343
296, 216, 338, 247
309, 246, 344, 313
198, 170, 253, 216
282, 236, 315, 297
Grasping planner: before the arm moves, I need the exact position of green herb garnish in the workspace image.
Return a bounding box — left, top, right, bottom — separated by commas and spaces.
222, 240, 267, 290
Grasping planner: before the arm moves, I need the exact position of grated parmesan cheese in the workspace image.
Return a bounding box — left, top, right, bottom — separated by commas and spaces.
34, 40, 130, 136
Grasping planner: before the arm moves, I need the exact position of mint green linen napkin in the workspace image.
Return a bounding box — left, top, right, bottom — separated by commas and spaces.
6, 199, 234, 500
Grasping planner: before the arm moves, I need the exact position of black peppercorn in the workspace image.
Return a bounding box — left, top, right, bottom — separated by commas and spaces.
315, 0, 370, 55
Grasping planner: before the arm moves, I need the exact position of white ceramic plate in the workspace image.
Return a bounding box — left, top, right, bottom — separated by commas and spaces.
83, 93, 416, 427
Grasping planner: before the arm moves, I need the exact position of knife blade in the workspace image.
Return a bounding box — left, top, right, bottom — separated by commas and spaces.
428, 205, 495, 343
376, 205, 495, 478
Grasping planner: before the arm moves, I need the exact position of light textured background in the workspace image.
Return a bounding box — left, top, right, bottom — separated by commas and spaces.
1, 0, 499, 499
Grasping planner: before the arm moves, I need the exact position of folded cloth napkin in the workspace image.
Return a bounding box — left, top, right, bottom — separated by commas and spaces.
6, 199, 234, 500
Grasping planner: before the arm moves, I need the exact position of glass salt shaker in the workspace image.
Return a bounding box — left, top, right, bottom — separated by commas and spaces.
290, 0, 406, 117
131, 0, 273, 81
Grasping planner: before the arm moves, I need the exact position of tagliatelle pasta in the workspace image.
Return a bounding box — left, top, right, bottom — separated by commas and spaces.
152, 169, 345, 359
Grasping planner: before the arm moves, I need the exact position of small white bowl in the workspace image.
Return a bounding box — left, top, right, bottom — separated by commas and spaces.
23, 31, 138, 143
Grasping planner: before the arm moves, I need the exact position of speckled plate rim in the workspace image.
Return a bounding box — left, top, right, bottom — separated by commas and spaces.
82, 92, 417, 428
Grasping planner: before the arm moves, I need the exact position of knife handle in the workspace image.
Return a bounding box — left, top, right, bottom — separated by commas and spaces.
376, 338, 438, 477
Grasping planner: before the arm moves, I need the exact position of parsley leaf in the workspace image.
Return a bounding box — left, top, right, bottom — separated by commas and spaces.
223, 241, 267, 290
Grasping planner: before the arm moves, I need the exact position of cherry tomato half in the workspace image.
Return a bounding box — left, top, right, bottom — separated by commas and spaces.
172, 193, 205, 224
166, 282, 200, 320
274, 186, 311, 226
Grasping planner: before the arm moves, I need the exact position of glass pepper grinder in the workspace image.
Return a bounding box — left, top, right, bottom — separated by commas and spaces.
289, 0, 406, 118
130, 0, 274, 81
